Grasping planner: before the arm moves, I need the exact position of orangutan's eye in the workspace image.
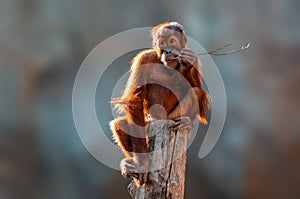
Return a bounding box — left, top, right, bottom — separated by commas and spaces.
160, 40, 167, 47
168, 36, 178, 47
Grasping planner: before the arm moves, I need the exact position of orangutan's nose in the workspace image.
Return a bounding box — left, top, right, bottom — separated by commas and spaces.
165, 50, 172, 55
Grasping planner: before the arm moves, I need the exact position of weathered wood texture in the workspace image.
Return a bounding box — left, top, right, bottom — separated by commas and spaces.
128, 120, 189, 199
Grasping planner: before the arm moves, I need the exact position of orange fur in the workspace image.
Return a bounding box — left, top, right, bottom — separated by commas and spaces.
110, 22, 210, 185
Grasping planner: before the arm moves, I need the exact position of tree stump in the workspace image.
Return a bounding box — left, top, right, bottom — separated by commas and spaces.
128, 119, 190, 199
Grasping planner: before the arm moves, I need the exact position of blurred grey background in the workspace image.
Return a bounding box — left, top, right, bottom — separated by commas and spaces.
0, 0, 300, 198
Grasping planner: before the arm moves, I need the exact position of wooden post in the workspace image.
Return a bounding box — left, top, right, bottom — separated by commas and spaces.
128, 120, 190, 199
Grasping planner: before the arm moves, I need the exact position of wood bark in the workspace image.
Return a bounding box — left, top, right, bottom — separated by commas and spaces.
128, 119, 189, 199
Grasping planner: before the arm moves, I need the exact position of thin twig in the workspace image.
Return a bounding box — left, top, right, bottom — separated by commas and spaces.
170, 42, 251, 59
200, 42, 251, 56
198, 43, 233, 55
